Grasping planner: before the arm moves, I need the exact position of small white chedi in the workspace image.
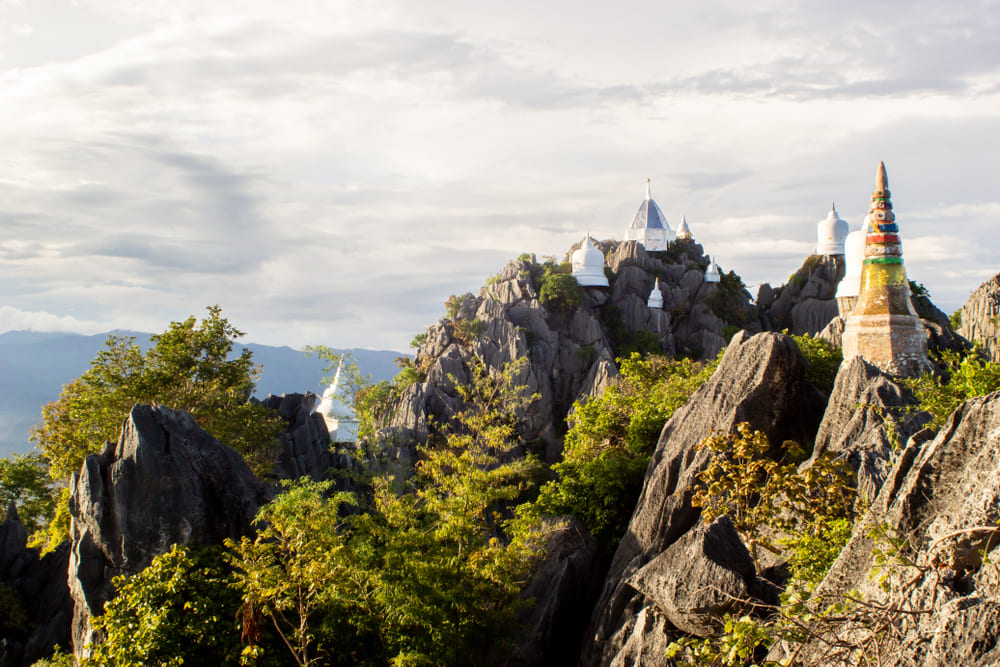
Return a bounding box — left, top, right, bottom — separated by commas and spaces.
647, 277, 664, 308
704, 256, 721, 283
314, 360, 360, 443
625, 179, 674, 251
815, 203, 849, 256
571, 235, 610, 287
675, 215, 693, 241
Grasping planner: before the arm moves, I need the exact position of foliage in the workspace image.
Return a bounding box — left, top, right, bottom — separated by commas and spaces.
537, 263, 583, 315
908, 280, 930, 298
693, 423, 856, 569
226, 358, 547, 666
903, 349, 1000, 428
706, 270, 749, 325
227, 480, 359, 667
409, 332, 427, 350
444, 293, 473, 320
30, 645, 75, 667
88, 544, 250, 667
529, 353, 718, 551
950, 308, 962, 330
453, 317, 485, 345
791, 333, 843, 394
0, 453, 58, 535
33, 306, 283, 480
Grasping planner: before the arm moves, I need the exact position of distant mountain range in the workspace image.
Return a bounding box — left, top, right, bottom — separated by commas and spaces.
0, 330, 405, 457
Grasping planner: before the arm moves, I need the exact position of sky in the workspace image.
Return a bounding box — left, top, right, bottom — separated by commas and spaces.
0, 0, 998, 352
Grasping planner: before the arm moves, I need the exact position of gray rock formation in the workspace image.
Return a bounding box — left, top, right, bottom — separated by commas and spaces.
500, 518, 601, 667
382, 241, 760, 465
761, 255, 844, 335
0, 505, 73, 666
959, 273, 1000, 361
264, 392, 334, 481
809, 356, 931, 502
770, 389, 1000, 665
69, 405, 268, 659
626, 515, 755, 637
582, 331, 827, 666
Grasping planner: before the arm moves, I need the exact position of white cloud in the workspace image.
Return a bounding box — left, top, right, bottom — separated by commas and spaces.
0, 306, 107, 334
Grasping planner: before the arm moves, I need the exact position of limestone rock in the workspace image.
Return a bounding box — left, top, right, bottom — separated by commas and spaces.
69, 405, 268, 659
263, 392, 334, 481
499, 518, 601, 667
810, 356, 931, 501
765, 255, 845, 334
959, 273, 1000, 362
626, 515, 755, 637
771, 390, 1000, 666
582, 331, 827, 666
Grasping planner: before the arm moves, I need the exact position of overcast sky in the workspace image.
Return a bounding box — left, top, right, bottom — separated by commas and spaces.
0, 0, 998, 352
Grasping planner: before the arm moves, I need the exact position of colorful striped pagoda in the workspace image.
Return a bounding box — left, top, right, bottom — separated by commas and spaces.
841, 162, 929, 376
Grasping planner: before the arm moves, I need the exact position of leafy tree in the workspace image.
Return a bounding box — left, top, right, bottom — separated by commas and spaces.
904, 349, 1000, 428
32, 306, 283, 480
529, 353, 718, 551
693, 423, 855, 571
87, 544, 251, 667
537, 262, 583, 315
791, 333, 843, 394
226, 358, 547, 666
0, 453, 58, 535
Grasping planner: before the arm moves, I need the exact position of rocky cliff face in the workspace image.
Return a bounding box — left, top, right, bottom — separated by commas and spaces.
581, 331, 827, 666
0, 505, 73, 666
770, 389, 1000, 665
68, 405, 268, 659
378, 240, 760, 462
759, 254, 844, 335
959, 273, 1000, 361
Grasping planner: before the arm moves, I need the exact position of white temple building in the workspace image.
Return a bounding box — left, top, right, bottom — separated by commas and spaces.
314, 361, 360, 443
625, 180, 673, 251
816, 203, 850, 256
647, 277, 664, 308
835, 215, 867, 316
676, 215, 692, 241
704, 256, 721, 283
571, 235, 609, 287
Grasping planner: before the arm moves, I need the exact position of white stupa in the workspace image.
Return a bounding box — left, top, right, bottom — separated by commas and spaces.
676, 215, 693, 241
704, 256, 721, 283
647, 277, 664, 308
816, 203, 850, 255
571, 235, 609, 287
835, 215, 867, 316
625, 180, 673, 251
315, 361, 360, 443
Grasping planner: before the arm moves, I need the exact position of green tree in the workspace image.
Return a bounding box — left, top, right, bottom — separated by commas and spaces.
32, 306, 283, 480
0, 453, 58, 535
791, 333, 843, 394
904, 349, 1000, 428
529, 353, 718, 551
87, 544, 250, 667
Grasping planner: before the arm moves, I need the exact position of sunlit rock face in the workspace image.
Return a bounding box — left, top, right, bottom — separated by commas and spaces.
841, 162, 929, 377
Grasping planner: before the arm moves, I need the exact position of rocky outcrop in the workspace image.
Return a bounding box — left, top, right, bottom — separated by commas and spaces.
264, 392, 333, 481
582, 331, 827, 666
382, 241, 760, 464
809, 357, 931, 501
959, 273, 1000, 361
0, 506, 73, 666
500, 518, 601, 667
69, 405, 268, 659
626, 515, 755, 637
760, 255, 844, 335
770, 390, 1000, 665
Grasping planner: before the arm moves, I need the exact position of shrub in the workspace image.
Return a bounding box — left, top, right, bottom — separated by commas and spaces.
791, 333, 843, 394
903, 349, 1000, 428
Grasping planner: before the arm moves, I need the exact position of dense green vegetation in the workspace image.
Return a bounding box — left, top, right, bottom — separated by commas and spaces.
527, 353, 719, 552
903, 349, 1000, 428
790, 333, 843, 394
0, 453, 56, 535
89, 358, 546, 666
33, 306, 283, 480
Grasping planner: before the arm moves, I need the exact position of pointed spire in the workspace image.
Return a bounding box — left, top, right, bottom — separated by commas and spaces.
645, 179, 652, 200
831, 202, 837, 215
876, 161, 889, 191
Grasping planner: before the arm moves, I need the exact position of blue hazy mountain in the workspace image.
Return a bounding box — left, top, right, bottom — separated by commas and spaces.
0, 330, 405, 457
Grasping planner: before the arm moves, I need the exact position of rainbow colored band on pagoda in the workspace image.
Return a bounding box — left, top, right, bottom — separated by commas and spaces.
866, 234, 900, 244
872, 223, 898, 233
863, 256, 902, 265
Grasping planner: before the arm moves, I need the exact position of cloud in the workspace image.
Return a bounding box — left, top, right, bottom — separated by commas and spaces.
0, 306, 107, 334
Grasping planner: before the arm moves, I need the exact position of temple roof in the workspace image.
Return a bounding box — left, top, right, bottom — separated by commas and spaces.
629, 179, 669, 231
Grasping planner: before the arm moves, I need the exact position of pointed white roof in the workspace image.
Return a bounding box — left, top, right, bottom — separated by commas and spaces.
676, 215, 692, 240
629, 179, 671, 233
816, 202, 849, 255
704, 256, 721, 283
647, 277, 664, 308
